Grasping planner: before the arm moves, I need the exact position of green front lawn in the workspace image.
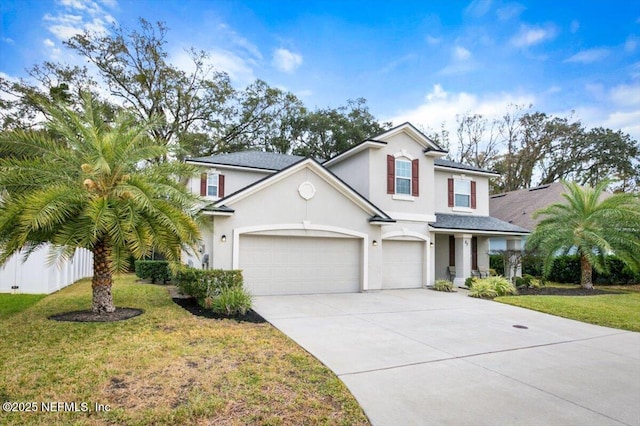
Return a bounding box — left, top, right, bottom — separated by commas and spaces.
496, 285, 640, 332
0, 293, 47, 320
0, 275, 368, 426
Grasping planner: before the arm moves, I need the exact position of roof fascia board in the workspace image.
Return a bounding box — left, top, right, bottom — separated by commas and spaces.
429, 226, 529, 235
375, 122, 444, 151
185, 160, 278, 173
434, 165, 500, 177
323, 140, 386, 167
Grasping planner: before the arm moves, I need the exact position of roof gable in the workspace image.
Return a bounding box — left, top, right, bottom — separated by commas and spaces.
211, 158, 392, 220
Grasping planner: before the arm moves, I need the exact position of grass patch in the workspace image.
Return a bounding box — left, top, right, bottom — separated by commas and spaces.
0, 293, 48, 320
496, 284, 640, 332
0, 274, 369, 425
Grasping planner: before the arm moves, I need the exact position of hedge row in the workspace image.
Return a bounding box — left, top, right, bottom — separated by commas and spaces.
134, 260, 171, 284
490, 254, 640, 284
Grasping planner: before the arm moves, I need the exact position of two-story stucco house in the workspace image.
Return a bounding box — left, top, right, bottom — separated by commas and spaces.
183, 122, 529, 295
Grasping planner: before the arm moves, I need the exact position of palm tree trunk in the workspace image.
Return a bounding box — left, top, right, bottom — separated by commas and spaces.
92, 239, 116, 313
580, 253, 594, 290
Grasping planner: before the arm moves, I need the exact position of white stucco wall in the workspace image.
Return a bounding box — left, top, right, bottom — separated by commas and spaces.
207, 165, 384, 291
434, 169, 491, 215
367, 133, 436, 220
328, 150, 371, 198
0, 247, 93, 294
187, 167, 271, 201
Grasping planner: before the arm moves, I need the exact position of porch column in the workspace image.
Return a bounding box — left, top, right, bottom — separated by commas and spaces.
505, 237, 522, 281
454, 233, 472, 287
427, 236, 435, 286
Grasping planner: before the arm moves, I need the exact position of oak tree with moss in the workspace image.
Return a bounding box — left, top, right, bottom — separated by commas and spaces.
0, 94, 202, 312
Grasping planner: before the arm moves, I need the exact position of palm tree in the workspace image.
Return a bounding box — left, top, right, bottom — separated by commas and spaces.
0, 94, 202, 312
526, 180, 640, 289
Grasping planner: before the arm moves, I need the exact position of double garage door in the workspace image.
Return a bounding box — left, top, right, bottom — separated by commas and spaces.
239, 234, 361, 296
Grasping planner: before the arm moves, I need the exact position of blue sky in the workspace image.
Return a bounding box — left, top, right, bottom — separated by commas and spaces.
1, 0, 639, 141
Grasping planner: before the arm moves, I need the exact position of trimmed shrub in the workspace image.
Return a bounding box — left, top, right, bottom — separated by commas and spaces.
594, 256, 640, 285
548, 255, 581, 284
522, 253, 544, 277
465, 276, 478, 288
433, 280, 455, 292
208, 286, 253, 316
468, 276, 517, 299
173, 266, 244, 303
489, 254, 504, 276
134, 260, 171, 284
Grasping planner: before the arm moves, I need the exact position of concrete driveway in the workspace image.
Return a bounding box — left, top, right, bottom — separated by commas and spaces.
253, 289, 640, 426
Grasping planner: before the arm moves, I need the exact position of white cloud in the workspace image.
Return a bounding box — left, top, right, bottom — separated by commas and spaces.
272, 48, 303, 73
2, 37, 15, 44
464, 0, 493, 18
426, 35, 442, 45
43, 1, 116, 42
171, 49, 255, 86
496, 3, 525, 21
217, 23, 263, 60
625, 35, 639, 53
511, 24, 558, 47
565, 48, 610, 64
609, 83, 640, 107
453, 46, 471, 61
388, 84, 536, 143
296, 89, 313, 98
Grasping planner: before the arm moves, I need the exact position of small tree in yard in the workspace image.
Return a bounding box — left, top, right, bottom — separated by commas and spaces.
0, 94, 202, 313
526, 180, 640, 290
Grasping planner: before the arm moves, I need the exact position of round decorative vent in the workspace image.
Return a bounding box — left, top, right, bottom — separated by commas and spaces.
298, 181, 316, 200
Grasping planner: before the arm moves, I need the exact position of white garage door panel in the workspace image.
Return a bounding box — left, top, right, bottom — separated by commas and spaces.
382, 240, 424, 289
239, 235, 361, 295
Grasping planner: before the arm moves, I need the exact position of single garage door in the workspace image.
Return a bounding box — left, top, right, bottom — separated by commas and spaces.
239, 234, 361, 295
382, 240, 424, 289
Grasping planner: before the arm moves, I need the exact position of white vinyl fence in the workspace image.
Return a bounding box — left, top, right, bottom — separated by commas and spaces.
0, 247, 93, 294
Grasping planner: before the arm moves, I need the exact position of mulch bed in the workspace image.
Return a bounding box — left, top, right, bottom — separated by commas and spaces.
49, 308, 144, 322
172, 297, 266, 323
516, 287, 621, 296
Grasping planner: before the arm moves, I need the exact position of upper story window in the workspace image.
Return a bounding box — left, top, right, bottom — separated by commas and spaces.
387, 154, 419, 197
200, 173, 225, 198
207, 174, 219, 197
395, 159, 412, 195
454, 179, 471, 207
448, 177, 476, 209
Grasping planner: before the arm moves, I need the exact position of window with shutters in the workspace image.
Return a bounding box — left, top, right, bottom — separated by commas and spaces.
455, 179, 471, 208
207, 174, 219, 197
387, 154, 419, 198
395, 159, 411, 195
200, 172, 225, 198
448, 177, 476, 210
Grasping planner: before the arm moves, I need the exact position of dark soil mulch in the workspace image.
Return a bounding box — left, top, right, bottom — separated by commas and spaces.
172, 297, 266, 323
49, 308, 144, 322
516, 287, 621, 296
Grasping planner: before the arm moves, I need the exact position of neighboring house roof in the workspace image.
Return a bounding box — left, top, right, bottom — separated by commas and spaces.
206, 157, 394, 222
431, 213, 530, 234
489, 182, 612, 230
434, 159, 499, 176
187, 151, 305, 171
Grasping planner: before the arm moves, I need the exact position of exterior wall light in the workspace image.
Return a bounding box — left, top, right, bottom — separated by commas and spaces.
221, 235, 227, 242
429, 241, 434, 247
372, 240, 378, 246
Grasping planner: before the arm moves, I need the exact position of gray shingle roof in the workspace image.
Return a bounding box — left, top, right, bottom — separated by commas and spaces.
432, 213, 530, 233
434, 159, 497, 174
489, 182, 611, 230
188, 151, 305, 171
